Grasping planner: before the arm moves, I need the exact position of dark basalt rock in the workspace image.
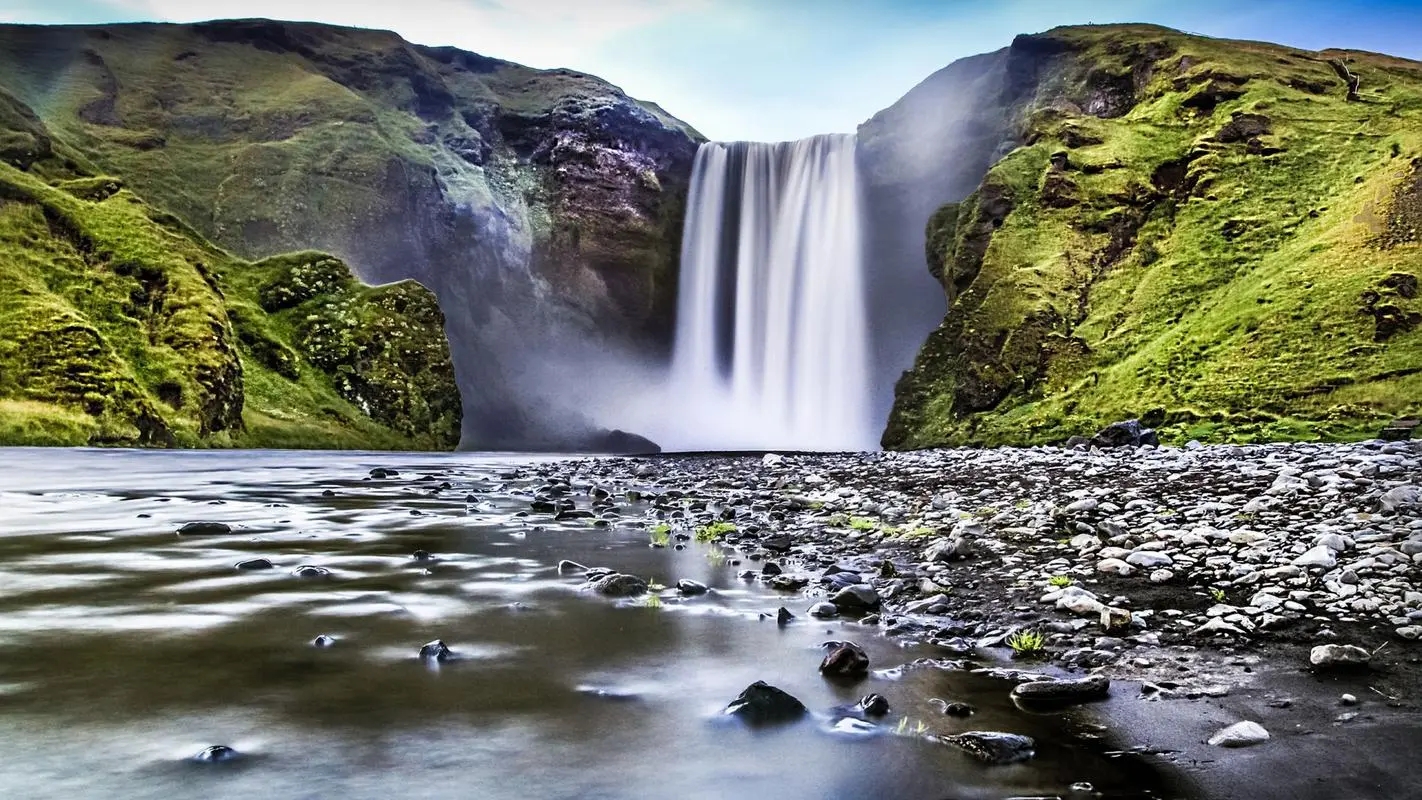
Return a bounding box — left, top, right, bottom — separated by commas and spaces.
1010, 674, 1110, 705
411, 550, 435, 562
419, 639, 451, 661
857, 693, 890, 716
369, 468, 400, 479
936, 731, 1036, 764
1089, 419, 1159, 448
192, 745, 240, 763
724, 681, 807, 724
590, 429, 662, 455
292, 564, 331, 578
820, 641, 870, 677
589, 573, 648, 597
830, 584, 882, 612
776, 606, 794, 626
234, 558, 274, 570
311, 634, 336, 648
676, 579, 709, 596
177, 521, 232, 536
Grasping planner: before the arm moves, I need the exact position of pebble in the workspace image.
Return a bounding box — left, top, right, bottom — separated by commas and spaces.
1207, 721, 1270, 748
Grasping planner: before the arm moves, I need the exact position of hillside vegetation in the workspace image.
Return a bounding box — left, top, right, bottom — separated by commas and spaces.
0, 19, 702, 447
0, 87, 459, 449
885, 24, 1422, 448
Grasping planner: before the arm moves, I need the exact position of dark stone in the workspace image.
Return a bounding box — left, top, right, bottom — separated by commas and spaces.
940, 701, 976, 717
776, 606, 794, 626
677, 579, 709, 596
412, 550, 435, 562
234, 558, 274, 570
557, 559, 589, 574
1090, 419, 1157, 448
311, 634, 336, 648
820, 641, 870, 677
724, 681, 808, 724
191, 745, 240, 763
857, 693, 890, 716
590, 429, 662, 455
761, 533, 792, 552
762, 561, 783, 577
830, 584, 882, 612
369, 468, 400, 479
1010, 675, 1111, 705
936, 731, 1036, 764
1064, 435, 1091, 450
292, 565, 331, 578
590, 573, 648, 597
177, 522, 232, 536
419, 639, 451, 661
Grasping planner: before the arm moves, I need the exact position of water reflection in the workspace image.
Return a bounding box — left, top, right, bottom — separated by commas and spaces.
0, 448, 1179, 799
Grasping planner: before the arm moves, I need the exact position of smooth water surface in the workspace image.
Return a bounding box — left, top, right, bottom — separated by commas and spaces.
0, 448, 1174, 799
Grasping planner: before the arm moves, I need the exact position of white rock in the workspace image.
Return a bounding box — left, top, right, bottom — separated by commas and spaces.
1065, 498, 1099, 513
1096, 558, 1134, 576
1149, 569, 1175, 583
1208, 721, 1270, 748
1309, 644, 1371, 668
761, 453, 784, 466
1379, 485, 1420, 513
1293, 546, 1337, 569
1126, 551, 1173, 568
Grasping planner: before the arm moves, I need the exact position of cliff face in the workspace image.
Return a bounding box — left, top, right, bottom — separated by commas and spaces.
0, 19, 702, 448
883, 24, 1422, 448
0, 91, 459, 449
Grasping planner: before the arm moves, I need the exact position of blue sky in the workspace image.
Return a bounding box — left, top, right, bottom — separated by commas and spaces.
3, 0, 1420, 141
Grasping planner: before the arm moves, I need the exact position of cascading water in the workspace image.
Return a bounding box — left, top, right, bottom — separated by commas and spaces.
665, 134, 874, 451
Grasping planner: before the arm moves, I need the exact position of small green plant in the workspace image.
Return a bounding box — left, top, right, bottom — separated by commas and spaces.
975, 505, 999, 520
1014, 498, 1031, 510
827, 513, 848, 527
705, 550, 727, 566
1006, 629, 1047, 657
694, 521, 736, 542
648, 523, 671, 546
848, 516, 879, 532
1209, 587, 1227, 603
894, 717, 930, 736
643, 593, 662, 609
1048, 574, 1072, 588
896, 526, 935, 540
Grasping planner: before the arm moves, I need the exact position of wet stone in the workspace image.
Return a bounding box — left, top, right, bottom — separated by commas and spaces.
819, 641, 870, 677
937, 731, 1036, 764
234, 558, 273, 570
192, 745, 240, 763
311, 635, 336, 648
419, 639, 451, 661
724, 681, 807, 724
292, 565, 331, 579
1010, 675, 1111, 705
177, 522, 231, 536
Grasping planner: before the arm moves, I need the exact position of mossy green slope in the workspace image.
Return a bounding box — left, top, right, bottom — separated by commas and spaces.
0, 91, 459, 449
885, 24, 1422, 448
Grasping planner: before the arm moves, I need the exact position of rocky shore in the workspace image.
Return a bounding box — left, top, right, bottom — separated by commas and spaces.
535, 438, 1422, 797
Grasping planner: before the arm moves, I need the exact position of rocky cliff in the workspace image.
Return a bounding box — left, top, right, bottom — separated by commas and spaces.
880, 24, 1422, 447
0, 87, 459, 449
0, 19, 702, 449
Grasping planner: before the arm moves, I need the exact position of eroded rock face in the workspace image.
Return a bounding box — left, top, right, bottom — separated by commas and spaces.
0, 20, 701, 450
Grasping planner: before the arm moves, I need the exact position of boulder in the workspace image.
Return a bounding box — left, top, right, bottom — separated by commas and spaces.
191, 745, 241, 763
935, 732, 1036, 764
1207, 721, 1270, 748
590, 573, 648, 597
676, 579, 709, 596
830, 585, 881, 612
1090, 419, 1159, 448
1010, 675, 1110, 705
724, 681, 807, 724
177, 522, 232, 536
857, 693, 890, 716
1309, 644, 1371, 669
419, 639, 451, 661
819, 641, 870, 677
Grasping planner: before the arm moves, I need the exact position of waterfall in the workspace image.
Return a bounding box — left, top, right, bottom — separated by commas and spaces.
666, 134, 874, 451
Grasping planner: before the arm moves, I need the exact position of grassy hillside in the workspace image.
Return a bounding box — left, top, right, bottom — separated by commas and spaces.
0, 20, 702, 447
0, 88, 459, 449
885, 24, 1422, 448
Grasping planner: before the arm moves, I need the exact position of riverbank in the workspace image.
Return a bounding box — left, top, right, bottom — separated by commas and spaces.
559, 439, 1422, 799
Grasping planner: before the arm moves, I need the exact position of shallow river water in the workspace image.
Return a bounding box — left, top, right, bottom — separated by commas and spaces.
0, 448, 1182, 799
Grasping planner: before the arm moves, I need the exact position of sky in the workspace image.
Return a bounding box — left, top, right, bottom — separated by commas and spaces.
3, 0, 1421, 141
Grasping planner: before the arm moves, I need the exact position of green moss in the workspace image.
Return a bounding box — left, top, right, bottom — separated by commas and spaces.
887, 25, 1422, 448
0, 113, 460, 449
